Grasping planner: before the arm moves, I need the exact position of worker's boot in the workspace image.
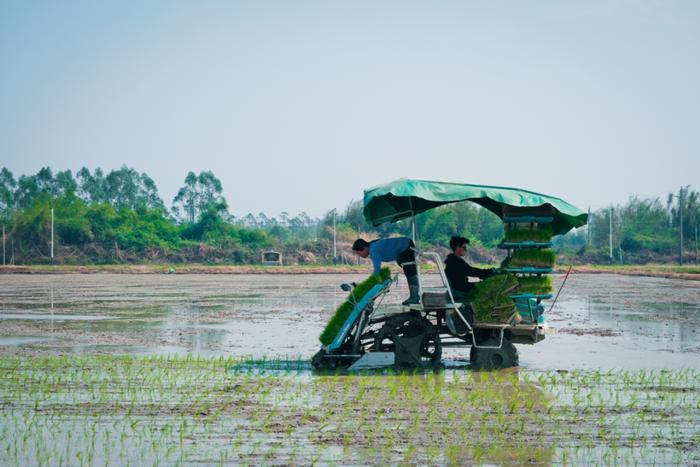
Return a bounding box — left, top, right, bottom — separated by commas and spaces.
402, 276, 421, 306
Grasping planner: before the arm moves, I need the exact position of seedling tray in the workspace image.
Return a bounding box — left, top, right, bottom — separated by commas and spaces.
498, 241, 553, 249
510, 293, 554, 300
504, 267, 553, 274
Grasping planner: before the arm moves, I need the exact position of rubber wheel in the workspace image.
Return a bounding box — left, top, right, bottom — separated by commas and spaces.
419, 323, 442, 364
374, 314, 442, 365
469, 337, 519, 369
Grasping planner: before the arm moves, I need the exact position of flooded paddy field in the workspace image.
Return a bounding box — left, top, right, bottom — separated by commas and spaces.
0, 273, 698, 370
1, 273, 699, 464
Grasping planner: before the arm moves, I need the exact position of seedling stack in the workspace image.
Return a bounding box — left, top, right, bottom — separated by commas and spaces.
468, 274, 519, 323
499, 205, 556, 324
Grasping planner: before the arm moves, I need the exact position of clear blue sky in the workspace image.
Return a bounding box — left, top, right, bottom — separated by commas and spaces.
1, 1, 698, 218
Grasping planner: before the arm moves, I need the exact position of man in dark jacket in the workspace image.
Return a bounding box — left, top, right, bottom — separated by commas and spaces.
444, 235, 496, 300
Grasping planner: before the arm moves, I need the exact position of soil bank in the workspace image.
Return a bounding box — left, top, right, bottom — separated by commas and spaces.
1, 263, 699, 280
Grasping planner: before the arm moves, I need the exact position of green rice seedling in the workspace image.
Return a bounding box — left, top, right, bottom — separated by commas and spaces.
465, 274, 519, 322
515, 275, 553, 295
504, 249, 556, 268
319, 267, 391, 345
503, 225, 553, 243
3, 356, 700, 465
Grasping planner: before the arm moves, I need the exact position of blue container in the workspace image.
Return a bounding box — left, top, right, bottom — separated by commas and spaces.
513, 297, 546, 324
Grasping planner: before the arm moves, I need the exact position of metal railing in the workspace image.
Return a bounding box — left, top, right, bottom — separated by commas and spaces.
411, 248, 506, 350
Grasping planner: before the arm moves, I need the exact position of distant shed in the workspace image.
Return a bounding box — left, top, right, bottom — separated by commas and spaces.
261, 250, 283, 266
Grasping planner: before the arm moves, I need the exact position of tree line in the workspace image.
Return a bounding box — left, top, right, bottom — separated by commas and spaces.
555, 187, 699, 265
0, 166, 697, 265
0, 166, 321, 264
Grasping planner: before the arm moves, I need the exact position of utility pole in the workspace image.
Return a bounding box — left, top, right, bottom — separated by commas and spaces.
50, 208, 54, 264
695, 224, 698, 266
609, 207, 613, 260
2, 224, 5, 266
679, 189, 684, 266
332, 209, 336, 265
587, 207, 591, 246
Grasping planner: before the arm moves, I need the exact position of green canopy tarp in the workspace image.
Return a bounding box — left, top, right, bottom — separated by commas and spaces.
363, 179, 587, 236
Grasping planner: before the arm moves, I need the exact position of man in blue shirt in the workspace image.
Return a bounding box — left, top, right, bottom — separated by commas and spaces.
352, 237, 419, 305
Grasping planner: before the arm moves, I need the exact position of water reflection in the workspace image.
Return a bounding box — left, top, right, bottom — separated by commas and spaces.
0, 273, 698, 370
524, 288, 700, 370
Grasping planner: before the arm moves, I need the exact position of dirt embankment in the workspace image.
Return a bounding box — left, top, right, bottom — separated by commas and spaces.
1, 264, 699, 280
566, 265, 700, 281
0, 264, 366, 274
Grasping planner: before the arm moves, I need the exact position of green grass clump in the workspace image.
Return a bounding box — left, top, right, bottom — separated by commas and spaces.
319, 267, 391, 345
467, 274, 519, 323
516, 275, 553, 295
504, 249, 556, 268
503, 226, 553, 243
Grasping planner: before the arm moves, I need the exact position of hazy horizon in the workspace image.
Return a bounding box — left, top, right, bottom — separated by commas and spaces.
2, 1, 699, 218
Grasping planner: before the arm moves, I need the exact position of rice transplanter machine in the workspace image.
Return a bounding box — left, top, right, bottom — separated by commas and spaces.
312, 179, 587, 370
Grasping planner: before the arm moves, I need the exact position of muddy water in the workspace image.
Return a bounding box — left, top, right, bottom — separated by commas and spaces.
0, 273, 698, 370
524, 273, 700, 370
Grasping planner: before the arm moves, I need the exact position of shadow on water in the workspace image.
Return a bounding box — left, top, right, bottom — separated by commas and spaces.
227, 357, 475, 377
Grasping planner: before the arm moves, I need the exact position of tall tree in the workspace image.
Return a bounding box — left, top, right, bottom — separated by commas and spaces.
13, 167, 71, 208
137, 173, 164, 211
669, 186, 700, 247
105, 167, 140, 208
75, 167, 107, 203
76, 166, 164, 210
196, 171, 225, 213
172, 171, 227, 223
344, 200, 371, 234
76, 167, 107, 204
0, 167, 17, 215
54, 170, 77, 197
172, 172, 198, 223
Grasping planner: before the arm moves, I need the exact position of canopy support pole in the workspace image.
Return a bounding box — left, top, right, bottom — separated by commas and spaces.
408, 198, 422, 300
